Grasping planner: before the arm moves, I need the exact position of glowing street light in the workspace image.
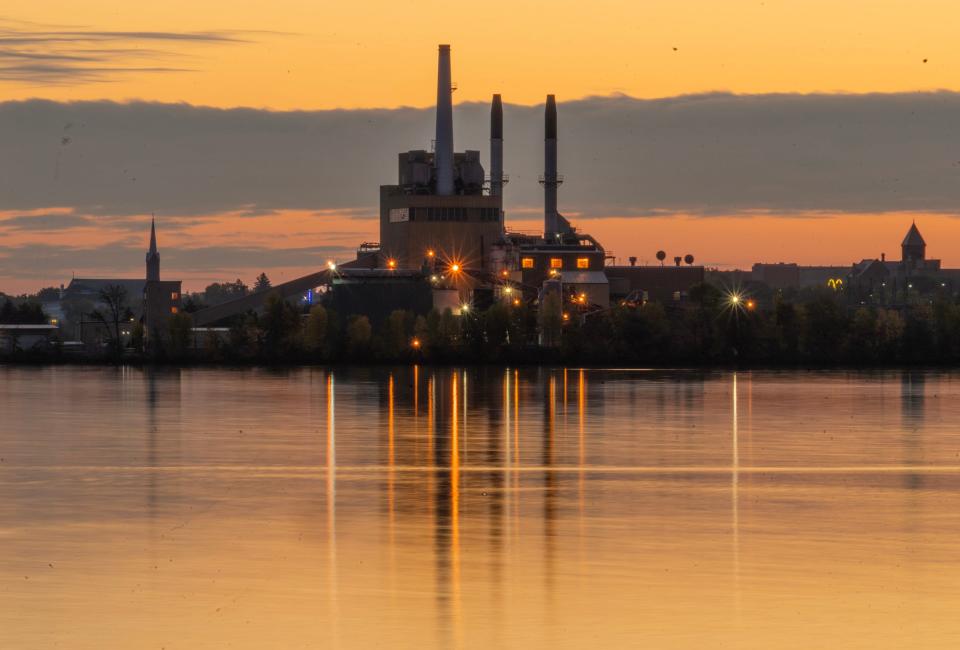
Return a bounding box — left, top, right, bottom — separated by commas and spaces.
327, 260, 337, 271
503, 286, 513, 295
387, 258, 398, 270
459, 303, 470, 314
449, 262, 462, 273
745, 299, 756, 311
426, 249, 435, 258
512, 298, 521, 307
411, 338, 421, 349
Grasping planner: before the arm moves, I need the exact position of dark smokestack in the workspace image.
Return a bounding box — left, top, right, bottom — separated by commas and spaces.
435, 44, 454, 196
490, 94, 503, 197
491, 94, 503, 139
545, 94, 557, 140
544, 95, 559, 238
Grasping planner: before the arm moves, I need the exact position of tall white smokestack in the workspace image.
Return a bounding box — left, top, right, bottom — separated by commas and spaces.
435, 44, 455, 196
543, 94, 559, 238
490, 94, 503, 197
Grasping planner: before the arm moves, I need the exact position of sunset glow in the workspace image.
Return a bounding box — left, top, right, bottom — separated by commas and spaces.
3, 1, 959, 109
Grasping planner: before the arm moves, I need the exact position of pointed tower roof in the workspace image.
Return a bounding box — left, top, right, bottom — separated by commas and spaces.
902, 222, 925, 247
148, 215, 158, 255
146, 215, 160, 282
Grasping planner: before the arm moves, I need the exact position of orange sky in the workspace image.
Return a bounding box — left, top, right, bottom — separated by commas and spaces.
3, 208, 957, 293
3, 1, 959, 109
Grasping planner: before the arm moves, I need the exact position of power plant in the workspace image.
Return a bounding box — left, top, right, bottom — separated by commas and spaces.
377, 45, 625, 310
187, 43, 703, 328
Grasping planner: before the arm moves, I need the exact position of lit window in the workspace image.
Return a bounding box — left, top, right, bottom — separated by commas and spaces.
171, 292, 179, 300
521, 257, 535, 269
170, 307, 179, 314
576, 257, 589, 269
550, 258, 563, 269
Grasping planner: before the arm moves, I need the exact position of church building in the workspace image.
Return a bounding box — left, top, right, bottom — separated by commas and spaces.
142, 217, 183, 340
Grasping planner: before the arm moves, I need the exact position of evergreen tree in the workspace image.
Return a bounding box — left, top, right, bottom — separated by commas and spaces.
253, 273, 272, 293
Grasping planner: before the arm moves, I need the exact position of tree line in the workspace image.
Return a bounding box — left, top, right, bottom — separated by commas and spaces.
155, 284, 960, 366
6, 281, 960, 366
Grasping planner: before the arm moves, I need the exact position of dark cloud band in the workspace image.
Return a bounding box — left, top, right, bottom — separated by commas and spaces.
1, 92, 959, 218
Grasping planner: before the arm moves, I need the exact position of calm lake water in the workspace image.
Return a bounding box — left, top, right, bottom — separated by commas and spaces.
2, 366, 960, 649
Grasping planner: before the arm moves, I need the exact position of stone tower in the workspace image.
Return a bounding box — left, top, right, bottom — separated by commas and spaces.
901, 222, 926, 266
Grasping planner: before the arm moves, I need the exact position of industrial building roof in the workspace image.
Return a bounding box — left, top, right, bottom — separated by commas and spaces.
559, 271, 609, 284
0, 324, 59, 330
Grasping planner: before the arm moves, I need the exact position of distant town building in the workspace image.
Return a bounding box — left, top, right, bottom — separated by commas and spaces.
60, 218, 181, 345
742, 223, 957, 294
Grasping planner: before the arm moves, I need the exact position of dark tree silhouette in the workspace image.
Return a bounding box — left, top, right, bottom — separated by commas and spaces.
253, 273, 272, 293
203, 279, 248, 305
90, 285, 129, 357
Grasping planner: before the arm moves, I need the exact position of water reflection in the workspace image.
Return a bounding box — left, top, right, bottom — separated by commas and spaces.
732, 372, 741, 619
3, 367, 960, 649
326, 371, 339, 645
901, 371, 926, 490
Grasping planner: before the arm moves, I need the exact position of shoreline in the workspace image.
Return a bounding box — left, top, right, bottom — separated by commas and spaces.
3, 357, 958, 371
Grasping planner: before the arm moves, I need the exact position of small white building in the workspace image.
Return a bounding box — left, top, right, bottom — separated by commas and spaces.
0, 324, 59, 353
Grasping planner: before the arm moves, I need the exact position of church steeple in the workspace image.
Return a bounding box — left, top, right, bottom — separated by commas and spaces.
146, 215, 160, 282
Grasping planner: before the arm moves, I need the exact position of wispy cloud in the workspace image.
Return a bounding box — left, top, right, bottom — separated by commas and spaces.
0, 19, 260, 84
0, 212, 95, 231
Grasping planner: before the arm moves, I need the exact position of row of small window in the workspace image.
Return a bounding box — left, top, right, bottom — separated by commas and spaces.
521, 257, 591, 270
408, 207, 501, 222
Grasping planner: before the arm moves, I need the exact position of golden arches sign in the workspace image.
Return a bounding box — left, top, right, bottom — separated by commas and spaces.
827, 278, 844, 290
